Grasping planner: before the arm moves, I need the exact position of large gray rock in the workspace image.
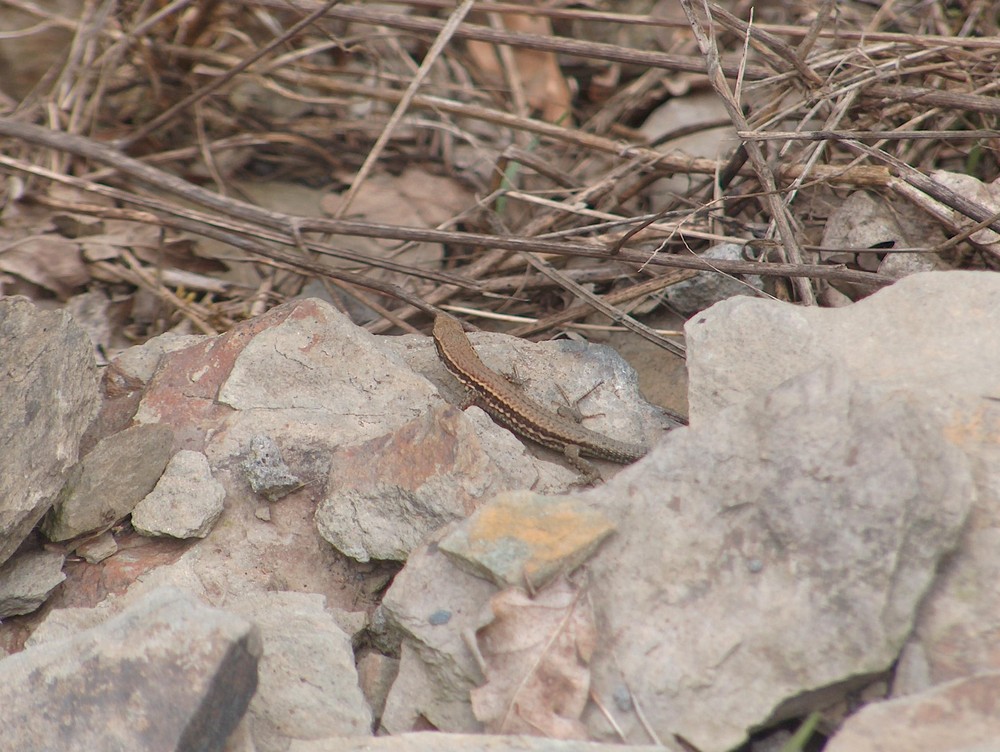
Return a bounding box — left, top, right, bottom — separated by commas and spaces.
0, 587, 260, 752
42, 423, 174, 541
583, 362, 974, 751
684, 269, 1000, 710
0, 297, 99, 565
685, 270, 1000, 422
378, 361, 975, 751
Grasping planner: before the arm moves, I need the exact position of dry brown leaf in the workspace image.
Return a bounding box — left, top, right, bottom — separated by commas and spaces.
0, 236, 89, 298
466, 14, 572, 124
470, 578, 595, 739
133, 238, 228, 275
320, 168, 472, 274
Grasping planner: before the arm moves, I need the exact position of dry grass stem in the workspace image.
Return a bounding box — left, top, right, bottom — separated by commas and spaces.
0, 0, 995, 351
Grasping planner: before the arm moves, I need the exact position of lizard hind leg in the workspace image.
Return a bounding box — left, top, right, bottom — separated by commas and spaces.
563, 444, 603, 485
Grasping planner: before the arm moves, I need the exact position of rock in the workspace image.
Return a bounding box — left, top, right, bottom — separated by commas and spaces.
74, 531, 118, 563
825, 672, 1000, 752
685, 270, 1000, 423
25, 603, 110, 648
379, 531, 497, 734
0, 549, 66, 618
357, 651, 400, 726
383, 640, 481, 736
112, 330, 204, 384
878, 248, 938, 279
288, 733, 668, 752
582, 362, 974, 751
0, 587, 260, 752
132, 450, 225, 539
684, 269, 1000, 710
41, 423, 174, 542
316, 406, 539, 562
82, 330, 203, 457
131, 298, 441, 495
818, 190, 944, 290
639, 90, 736, 207
226, 591, 372, 750
388, 320, 671, 485
892, 400, 1000, 695
439, 491, 615, 590
660, 242, 764, 316
377, 357, 976, 750
0, 296, 99, 565
241, 434, 300, 502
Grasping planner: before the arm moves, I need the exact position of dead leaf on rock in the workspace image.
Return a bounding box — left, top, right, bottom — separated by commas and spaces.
470, 577, 595, 739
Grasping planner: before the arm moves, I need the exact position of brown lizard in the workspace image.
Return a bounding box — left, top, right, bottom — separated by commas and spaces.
432, 313, 648, 478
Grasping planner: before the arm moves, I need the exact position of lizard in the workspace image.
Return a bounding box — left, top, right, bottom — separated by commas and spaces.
431, 313, 648, 480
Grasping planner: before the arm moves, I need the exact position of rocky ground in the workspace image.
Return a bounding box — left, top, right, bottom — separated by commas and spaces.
0, 270, 998, 751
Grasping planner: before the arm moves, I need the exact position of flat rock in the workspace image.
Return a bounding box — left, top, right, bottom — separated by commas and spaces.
226, 591, 372, 750
289, 733, 669, 752
685, 270, 1000, 422
439, 491, 615, 590
0, 549, 66, 618
684, 269, 1000, 709
826, 672, 1000, 752
582, 362, 975, 751
41, 423, 174, 541
132, 449, 225, 538
316, 406, 540, 562
0, 297, 99, 565
0, 587, 260, 752
379, 530, 497, 734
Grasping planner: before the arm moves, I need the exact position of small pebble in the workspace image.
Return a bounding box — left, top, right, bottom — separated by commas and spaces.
613, 685, 633, 712
428, 609, 452, 626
